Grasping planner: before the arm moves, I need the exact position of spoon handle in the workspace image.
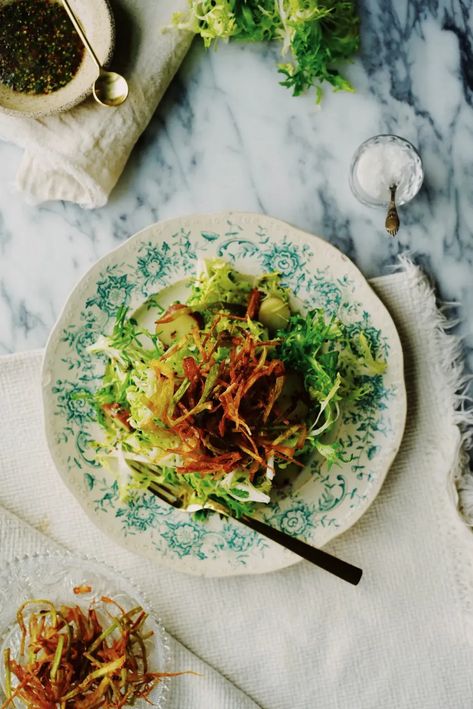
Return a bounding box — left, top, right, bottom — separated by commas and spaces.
240, 513, 363, 585
61, 0, 102, 71
385, 184, 400, 237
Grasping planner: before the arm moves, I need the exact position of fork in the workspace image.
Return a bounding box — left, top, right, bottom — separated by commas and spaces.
148, 482, 363, 586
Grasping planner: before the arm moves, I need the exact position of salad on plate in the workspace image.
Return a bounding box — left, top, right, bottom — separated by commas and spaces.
89, 259, 386, 518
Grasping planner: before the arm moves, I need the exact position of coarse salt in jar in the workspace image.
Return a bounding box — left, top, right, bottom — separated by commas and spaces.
349, 134, 423, 208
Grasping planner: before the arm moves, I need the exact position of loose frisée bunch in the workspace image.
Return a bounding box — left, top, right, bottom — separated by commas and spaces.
89, 260, 386, 517
170, 0, 360, 101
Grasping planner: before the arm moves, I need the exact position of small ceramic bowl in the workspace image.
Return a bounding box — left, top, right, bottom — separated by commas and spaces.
0, 0, 115, 118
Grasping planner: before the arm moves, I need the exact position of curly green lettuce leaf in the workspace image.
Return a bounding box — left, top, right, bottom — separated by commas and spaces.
277, 0, 359, 100
276, 308, 386, 466
188, 258, 253, 310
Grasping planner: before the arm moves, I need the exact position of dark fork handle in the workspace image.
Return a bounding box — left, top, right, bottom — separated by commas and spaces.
240, 514, 363, 585
147, 481, 362, 585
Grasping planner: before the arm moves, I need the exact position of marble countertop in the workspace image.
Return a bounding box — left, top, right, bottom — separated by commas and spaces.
1, 1, 472, 384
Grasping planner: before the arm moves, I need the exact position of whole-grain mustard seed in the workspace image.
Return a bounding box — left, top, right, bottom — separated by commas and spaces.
0, 0, 84, 94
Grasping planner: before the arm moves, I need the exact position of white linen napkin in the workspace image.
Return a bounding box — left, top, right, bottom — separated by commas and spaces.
0, 1, 192, 209
1, 262, 473, 708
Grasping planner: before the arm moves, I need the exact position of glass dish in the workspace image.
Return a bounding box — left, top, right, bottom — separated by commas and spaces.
349, 134, 424, 208
0, 553, 171, 708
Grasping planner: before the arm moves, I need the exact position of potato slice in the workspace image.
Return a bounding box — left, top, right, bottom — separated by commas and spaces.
156, 305, 199, 346
258, 296, 291, 331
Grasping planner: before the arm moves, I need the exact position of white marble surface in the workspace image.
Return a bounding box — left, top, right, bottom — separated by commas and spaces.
0, 0, 472, 387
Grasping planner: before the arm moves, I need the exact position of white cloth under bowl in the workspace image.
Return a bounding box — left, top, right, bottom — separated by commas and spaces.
1, 261, 473, 708
0, 0, 192, 209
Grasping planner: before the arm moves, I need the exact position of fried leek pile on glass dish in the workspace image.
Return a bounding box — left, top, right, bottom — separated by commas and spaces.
1, 594, 184, 709
90, 260, 386, 517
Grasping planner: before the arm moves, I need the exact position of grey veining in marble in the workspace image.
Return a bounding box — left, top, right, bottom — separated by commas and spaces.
0, 0, 472, 389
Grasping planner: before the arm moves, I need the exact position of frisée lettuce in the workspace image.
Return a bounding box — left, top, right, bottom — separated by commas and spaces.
89, 259, 386, 517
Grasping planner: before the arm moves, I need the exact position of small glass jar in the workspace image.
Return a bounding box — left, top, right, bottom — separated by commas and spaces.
349, 134, 424, 208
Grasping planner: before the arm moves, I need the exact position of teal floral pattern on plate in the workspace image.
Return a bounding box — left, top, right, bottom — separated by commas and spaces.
42, 212, 406, 577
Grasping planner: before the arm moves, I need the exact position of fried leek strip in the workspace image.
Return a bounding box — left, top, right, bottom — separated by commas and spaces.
2, 597, 189, 708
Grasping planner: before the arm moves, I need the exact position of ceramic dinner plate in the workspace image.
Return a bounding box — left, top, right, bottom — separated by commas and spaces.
0, 0, 114, 117
42, 212, 406, 577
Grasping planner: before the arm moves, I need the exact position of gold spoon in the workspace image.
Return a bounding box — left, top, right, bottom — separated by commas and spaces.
61, 0, 129, 107
385, 184, 400, 237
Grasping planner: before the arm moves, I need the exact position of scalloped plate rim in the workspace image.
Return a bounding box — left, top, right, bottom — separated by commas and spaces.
41, 211, 407, 577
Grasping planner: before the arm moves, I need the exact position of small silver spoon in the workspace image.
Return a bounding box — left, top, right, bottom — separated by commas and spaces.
61, 0, 129, 107
385, 184, 400, 237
